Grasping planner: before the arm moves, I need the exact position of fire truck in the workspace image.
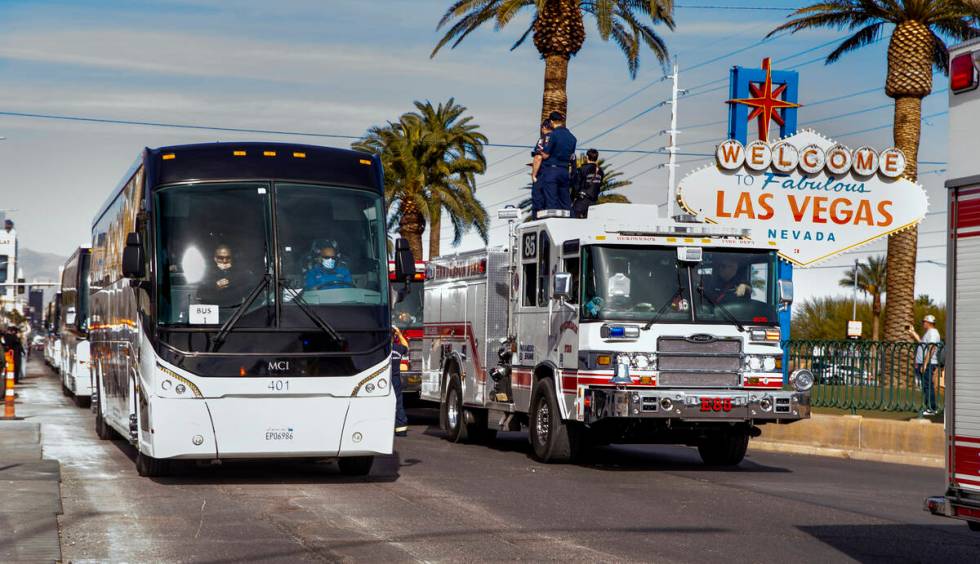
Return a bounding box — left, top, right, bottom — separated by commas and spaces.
925, 39, 980, 531
390, 261, 426, 398
420, 204, 812, 464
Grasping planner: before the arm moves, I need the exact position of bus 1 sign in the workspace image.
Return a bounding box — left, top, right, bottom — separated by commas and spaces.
677, 129, 929, 267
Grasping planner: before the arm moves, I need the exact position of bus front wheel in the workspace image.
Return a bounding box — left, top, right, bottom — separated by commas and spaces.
338, 456, 374, 476
136, 450, 170, 477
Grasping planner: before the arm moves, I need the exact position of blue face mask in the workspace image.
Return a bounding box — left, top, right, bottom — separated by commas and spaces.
322, 258, 336, 269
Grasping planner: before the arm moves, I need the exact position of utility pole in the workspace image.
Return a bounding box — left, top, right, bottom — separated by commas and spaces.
665, 58, 681, 220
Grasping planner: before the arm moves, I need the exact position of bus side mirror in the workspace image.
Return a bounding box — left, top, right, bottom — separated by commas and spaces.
778, 279, 794, 306
553, 272, 572, 300
393, 238, 415, 283
393, 285, 409, 304
122, 232, 145, 279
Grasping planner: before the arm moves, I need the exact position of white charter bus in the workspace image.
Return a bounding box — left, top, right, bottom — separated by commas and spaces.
89, 142, 413, 477
58, 246, 93, 405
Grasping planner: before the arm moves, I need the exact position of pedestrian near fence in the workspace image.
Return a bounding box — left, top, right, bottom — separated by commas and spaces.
908, 314, 941, 415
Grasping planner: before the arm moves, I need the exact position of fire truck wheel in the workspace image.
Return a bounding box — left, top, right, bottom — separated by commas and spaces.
442, 371, 471, 442
529, 378, 582, 463
968, 521, 980, 532
697, 429, 749, 466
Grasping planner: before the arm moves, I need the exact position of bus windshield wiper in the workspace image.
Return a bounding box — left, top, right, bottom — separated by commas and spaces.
209, 273, 271, 352
643, 269, 687, 330
695, 280, 746, 332
279, 282, 345, 345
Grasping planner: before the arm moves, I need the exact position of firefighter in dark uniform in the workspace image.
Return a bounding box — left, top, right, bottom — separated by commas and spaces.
538, 111, 577, 213
391, 326, 409, 436
530, 120, 553, 217
572, 148, 604, 218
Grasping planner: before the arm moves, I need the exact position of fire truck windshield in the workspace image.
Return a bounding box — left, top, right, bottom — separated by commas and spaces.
581, 245, 779, 325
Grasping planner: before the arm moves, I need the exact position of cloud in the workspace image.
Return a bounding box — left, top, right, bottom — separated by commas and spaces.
0, 27, 520, 86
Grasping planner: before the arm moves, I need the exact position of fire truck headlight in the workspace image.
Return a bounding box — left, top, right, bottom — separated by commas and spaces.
791, 369, 814, 392
745, 356, 762, 371
762, 356, 777, 372
632, 354, 651, 370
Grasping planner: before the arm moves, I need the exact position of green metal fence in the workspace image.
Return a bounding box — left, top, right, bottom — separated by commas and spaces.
784, 340, 945, 415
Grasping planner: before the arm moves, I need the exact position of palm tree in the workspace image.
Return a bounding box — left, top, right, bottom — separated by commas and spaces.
411, 99, 489, 258
839, 255, 887, 340
353, 102, 489, 261
432, 0, 674, 120
769, 1, 980, 344
517, 156, 631, 212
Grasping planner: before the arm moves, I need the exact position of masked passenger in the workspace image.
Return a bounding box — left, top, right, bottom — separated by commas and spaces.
197, 243, 256, 307
305, 241, 353, 290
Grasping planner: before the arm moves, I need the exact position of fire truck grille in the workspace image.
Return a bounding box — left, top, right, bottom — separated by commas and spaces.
657, 336, 741, 387
659, 372, 739, 388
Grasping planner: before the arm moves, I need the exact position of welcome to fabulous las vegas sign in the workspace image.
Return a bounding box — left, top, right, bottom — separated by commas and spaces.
676, 129, 929, 267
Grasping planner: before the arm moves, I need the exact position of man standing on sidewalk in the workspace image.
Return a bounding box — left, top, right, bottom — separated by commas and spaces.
908, 314, 941, 415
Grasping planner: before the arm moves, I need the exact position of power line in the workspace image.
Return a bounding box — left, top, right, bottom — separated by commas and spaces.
675, 4, 798, 9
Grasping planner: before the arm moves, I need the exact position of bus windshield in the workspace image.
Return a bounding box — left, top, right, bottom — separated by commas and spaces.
581, 245, 778, 325
392, 283, 423, 330
156, 182, 387, 328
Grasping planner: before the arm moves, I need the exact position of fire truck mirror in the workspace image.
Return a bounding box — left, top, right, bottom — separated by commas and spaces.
553, 272, 572, 300
393, 238, 415, 283
778, 279, 794, 306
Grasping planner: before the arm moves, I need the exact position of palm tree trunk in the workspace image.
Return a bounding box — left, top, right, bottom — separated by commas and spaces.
428, 207, 441, 260
872, 293, 882, 341
541, 54, 570, 121
882, 96, 921, 344
399, 201, 426, 264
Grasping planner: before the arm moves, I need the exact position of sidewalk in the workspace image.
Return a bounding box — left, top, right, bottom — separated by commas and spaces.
0, 368, 63, 562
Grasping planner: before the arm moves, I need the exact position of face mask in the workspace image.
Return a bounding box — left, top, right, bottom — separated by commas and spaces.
322, 258, 336, 269
216, 259, 232, 271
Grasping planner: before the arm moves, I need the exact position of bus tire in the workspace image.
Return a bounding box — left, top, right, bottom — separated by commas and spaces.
337, 456, 374, 476
697, 429, 749, 466
74, 395, 91, 409
136, 450, 169, 477
968, 521, 980, 533
442, 371, 471, 443
94, 379, 114, 441
529, 378, 581, 463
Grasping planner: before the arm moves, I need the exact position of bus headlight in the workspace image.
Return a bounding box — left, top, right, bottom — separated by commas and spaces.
790, 369, 814, 392
156, 364, 203, 398
351, 365, 390, 397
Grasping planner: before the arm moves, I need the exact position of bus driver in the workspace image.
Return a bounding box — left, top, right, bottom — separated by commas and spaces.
305, 241, 353, 290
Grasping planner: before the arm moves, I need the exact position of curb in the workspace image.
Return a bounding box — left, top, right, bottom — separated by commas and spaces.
750, 439, 944, 468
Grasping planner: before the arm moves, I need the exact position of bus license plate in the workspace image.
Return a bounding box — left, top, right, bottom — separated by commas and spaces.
700, 397, 733, 413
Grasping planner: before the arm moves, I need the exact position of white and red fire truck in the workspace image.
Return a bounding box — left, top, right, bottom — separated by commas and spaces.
420, 204, 812, 464
926, 39, 980, 531
390, 261, 426, 398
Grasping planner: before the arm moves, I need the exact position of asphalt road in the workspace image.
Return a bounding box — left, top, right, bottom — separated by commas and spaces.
17, 359, 980, 563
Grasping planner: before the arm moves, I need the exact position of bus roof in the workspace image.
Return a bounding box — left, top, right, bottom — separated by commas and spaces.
146, 142, 382, 191
93, 142, 382, 230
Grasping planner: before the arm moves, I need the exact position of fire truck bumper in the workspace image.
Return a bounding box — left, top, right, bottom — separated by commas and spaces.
925, 494, 980, 523
582, 388, 809, 424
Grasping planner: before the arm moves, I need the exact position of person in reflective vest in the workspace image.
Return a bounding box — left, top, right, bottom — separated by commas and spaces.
391, 326, 409, 436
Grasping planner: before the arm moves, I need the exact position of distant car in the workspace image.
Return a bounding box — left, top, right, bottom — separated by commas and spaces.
31, 335, 45, 352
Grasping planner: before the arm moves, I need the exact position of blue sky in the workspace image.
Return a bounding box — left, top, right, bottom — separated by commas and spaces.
0, 0, 954, 304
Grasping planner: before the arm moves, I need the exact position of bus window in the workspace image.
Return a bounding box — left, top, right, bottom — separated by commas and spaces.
275, 183, 387, 325
155, 183, 273, 326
